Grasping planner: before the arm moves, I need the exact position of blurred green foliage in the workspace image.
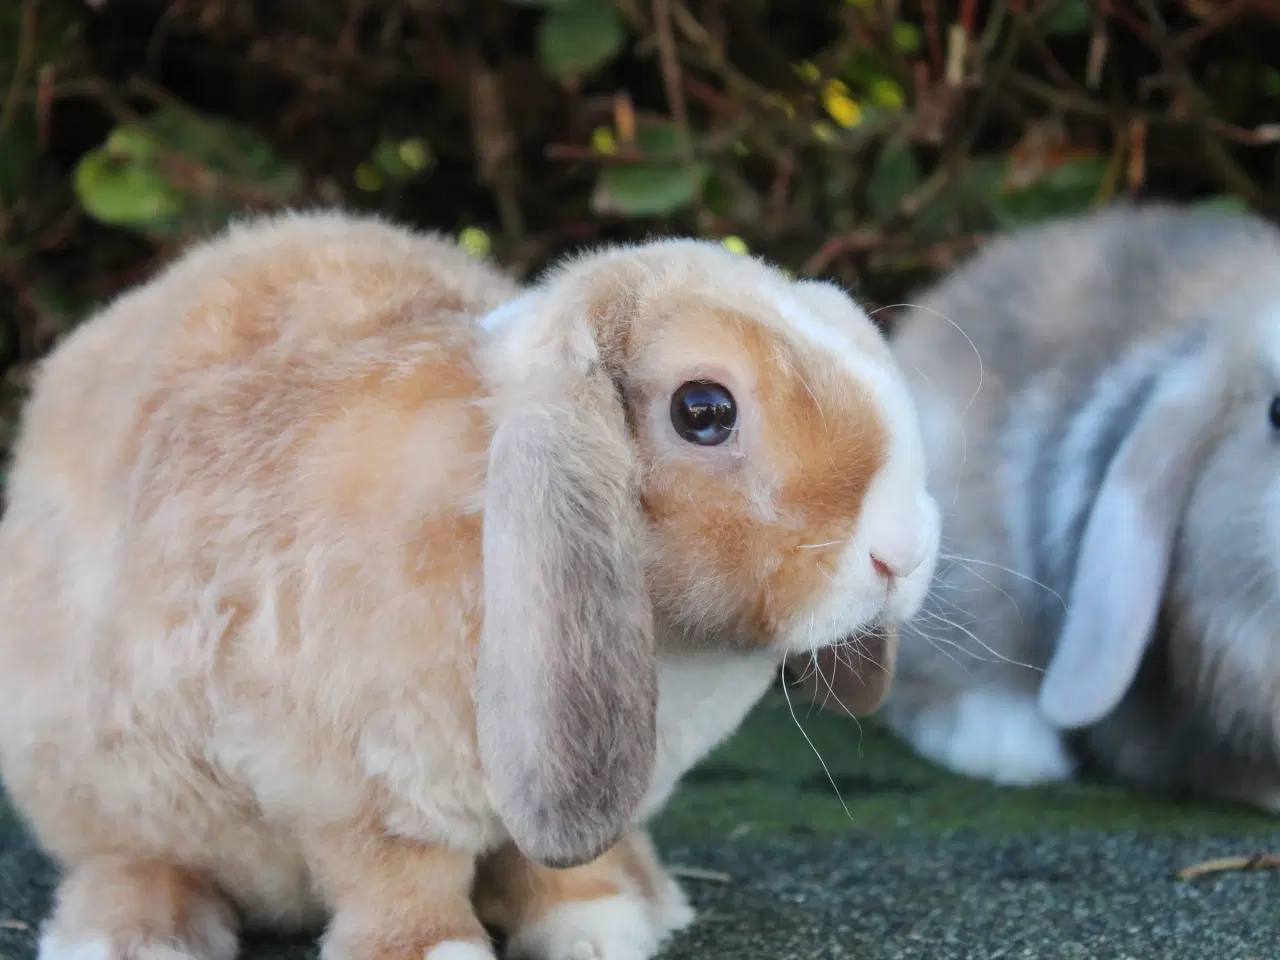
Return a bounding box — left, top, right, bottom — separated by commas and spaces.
1, 0, 1279, 471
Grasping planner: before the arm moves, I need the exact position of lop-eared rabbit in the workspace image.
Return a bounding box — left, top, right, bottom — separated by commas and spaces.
883, 203, 1280, 814
0, 210, 940, 960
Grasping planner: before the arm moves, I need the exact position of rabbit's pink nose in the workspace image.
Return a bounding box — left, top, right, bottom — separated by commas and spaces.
871, 555, 895, 581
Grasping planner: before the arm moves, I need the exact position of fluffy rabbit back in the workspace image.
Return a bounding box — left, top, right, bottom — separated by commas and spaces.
882, 203, 1280, 804
0, 211, 518, 926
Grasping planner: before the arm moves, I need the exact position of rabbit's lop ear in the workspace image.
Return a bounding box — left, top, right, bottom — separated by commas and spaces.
785, 626, 899, 717
477, 289, 658, 870
1039, 332, 1228, 730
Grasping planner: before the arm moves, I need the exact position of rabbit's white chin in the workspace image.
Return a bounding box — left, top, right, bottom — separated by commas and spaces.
777, 494, 940, 656
776, 548, 937, 657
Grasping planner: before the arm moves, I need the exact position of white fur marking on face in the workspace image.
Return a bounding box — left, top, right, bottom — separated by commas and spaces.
759, 276, 935, 493
505, 895, 665, 960
778, 540, 886, 656
761, 278, 941, 647
768, 286, 862, 362
903, 687, 1076, 786
424, 942, 497, 960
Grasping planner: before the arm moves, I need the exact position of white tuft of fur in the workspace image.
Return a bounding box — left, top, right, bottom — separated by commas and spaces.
476, 292, 539, 333
424, 942, 497, 960
36, 889, 239, 960
505, 895, 670, 960
188, 900, 240, 960
652, 876, 696, 936
901, 687, 1076, 786
37, 936, 116, 960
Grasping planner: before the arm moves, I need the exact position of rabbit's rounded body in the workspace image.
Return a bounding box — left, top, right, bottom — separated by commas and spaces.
0, 211, 939, 960
883, 203, 1280, 810
0, 215, 517, 926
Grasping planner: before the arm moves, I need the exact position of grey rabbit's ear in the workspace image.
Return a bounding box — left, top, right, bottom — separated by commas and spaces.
785, 625, 899, 717
476, 284, 658, 870
1038, 333, 1228, 730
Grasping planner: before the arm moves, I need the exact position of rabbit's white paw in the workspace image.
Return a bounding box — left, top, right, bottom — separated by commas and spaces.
505, 894, 670, 960
426, 943, 499, 960
904, 687, 1075, 786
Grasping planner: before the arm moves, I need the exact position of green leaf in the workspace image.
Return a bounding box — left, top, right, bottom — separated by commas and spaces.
369, 138, 433, 183
990, 155, 1110, 227
537, 0, 625, 79
911, 157, 1005, 239
893, 22, 921, 54
73, 150, 184, 228
591, 118, 706, 217
1042, 0, 1092, 36
144, 108, 301, 201
632, 120, 690, 160
71, 107, 302, 239
595, 162, 709, 217
104, 125, 160, 163
866, 142, 921, 219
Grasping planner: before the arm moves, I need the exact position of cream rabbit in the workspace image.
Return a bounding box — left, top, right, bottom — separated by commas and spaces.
881, 202, 1280, 814
0, 209, 940, 960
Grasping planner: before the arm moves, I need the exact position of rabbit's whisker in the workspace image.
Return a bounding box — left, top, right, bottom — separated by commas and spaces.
904, 625, 972, 671
937, 551, 1067, 613
905, 609, 1043, 672
779, 657, 856, 822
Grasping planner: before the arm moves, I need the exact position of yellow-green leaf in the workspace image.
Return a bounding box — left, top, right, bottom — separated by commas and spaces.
398, 138, 432, 172
355, 162, 383, 191
870, 77, 905, 110
459, 227, 492, 259
73, 151, 183, 227
822, 79, 862, 129
592, 126, 618, 155
893, 23, 921, 54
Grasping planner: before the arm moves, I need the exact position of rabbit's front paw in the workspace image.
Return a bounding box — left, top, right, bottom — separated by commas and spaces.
905, 687, 1075, 786
505, 895, 666, 960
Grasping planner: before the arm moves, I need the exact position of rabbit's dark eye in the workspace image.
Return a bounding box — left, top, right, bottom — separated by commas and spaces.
671, 381, 737, 446
1270, 397, 1280, 431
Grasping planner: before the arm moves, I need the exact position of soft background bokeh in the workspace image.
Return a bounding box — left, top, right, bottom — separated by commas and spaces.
3, 4, 1280, 956
3, 0, 1280, 489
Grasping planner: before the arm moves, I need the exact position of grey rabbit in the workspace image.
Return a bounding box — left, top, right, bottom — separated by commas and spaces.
879, 202, 1280, 813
